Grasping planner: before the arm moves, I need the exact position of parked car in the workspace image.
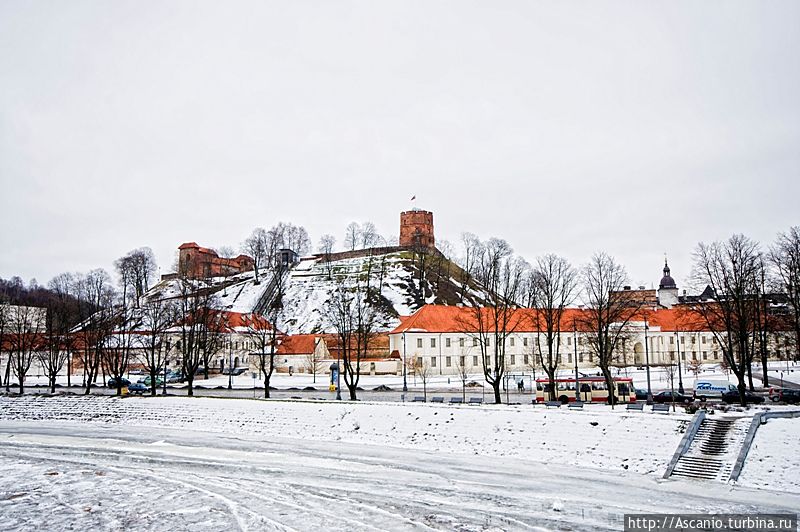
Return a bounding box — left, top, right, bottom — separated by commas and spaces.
127, 382, 148, 394
107, 377, 131, 388
768, 387, 800, 404
166, 371, 184, 383
721, 390, 765, 404
222, 367, 248, 376
137, 375, 164, 387
653, 391, 694, 404
634, 388, 649, 401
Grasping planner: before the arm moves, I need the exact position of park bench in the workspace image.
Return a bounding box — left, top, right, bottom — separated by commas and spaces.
652, 404, 670, 413
545, 401, 562, 408
411, 396, 425, 403
431, 396, 444, 403
568, 402, 584, 410
449, 397, 463, 404
626, 402, 644, 412
468, 397, 483, 405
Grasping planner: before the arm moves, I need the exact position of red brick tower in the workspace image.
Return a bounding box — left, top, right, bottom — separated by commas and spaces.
399, 209, 435, 249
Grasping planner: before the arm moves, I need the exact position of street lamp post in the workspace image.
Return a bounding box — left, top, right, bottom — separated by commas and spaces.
162, 345, 168, 395
402, 332, 408, 393
228, 340, 233, 390
573, 323, 580, 402
644, 318, 653, 404
676, 331, 685, 394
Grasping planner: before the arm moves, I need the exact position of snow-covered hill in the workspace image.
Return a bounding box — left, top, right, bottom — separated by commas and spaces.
146, 249, 491, 334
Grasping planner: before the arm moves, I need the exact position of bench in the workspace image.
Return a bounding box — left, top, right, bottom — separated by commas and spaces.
626, 402, 644, 411
545, 401, 562, 408
411, 396, 425, 403
652, 404, 670, 413
449, 397, 463, 404
431, 396, 444, 403
568, 402, 584, 409
468, 397, 483, 405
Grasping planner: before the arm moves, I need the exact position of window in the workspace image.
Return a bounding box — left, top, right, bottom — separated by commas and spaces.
473, 338, 478, 347
589, 353, 593, 363
702, 351, 708, 360
445, 338, 451, 348
473, 355, 478, 366
681, 353, 686, 360
460, 356, 465, 367
485, 338, 490, 347
524, 337, 529, 347
510, 337, 515, 347
485, 355, 490, 366
510, 355, 515, 365
524, 354, 529, 365
702, 336, 707, 344
446, 356, 451, 367
417, 338, 423, 348
567, 353, 572, 364
670, 353, 675, 361
691, 336, 696, 344
713, 350, 718, 360
431, 357, 436, 367
431, 338, 436, 348
579, 353, 584, 363
567, 337, 572, 346
459, 337, 464, 348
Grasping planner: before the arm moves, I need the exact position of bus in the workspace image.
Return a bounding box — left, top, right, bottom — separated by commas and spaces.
535, 376, 635, 404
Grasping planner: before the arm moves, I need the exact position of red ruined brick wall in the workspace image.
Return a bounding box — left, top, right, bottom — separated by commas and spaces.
399, 210, 435, 249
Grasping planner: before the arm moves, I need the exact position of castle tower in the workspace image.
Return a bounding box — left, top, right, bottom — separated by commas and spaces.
399, 209, 435, 249
657, 258, 679, 308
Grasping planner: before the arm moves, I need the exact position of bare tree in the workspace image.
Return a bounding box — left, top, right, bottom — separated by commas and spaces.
303, 338, 325, 383
580, 252, 642, 406
344, 222, 361, 251
459, 239, 527, 404
138, 299, 176, 395
318, 234, 336, 279
101, 311, 137, 396
244, 311, 279, 398
413, 358, 432, 400
275, 222, 311, 256
770, 226, 800, 361
0, 300, 8, 388
454, 353, 471, 402
455, 233, 482, 304
114, 248, 157, 308
74, 269, 116, 394
243, 227, 270, 285
690, 234, 763, 406
175, 276, 219, 396
7, 305, 45, 393
360, 222, 381, 249
530, 254, 578, 402
325, 275, 380, 401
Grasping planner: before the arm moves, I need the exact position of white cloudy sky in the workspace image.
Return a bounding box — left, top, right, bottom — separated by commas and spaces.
1, 1, 798, 290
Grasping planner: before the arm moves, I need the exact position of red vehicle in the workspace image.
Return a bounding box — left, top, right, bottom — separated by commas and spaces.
535, 376, 635, 404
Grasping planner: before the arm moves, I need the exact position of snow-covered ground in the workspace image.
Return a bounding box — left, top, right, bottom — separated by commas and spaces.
738, 416, 800, 492
1, 396, 799, 531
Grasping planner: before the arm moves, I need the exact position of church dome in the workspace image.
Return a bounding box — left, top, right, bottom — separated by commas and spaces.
659, 260, 676, 289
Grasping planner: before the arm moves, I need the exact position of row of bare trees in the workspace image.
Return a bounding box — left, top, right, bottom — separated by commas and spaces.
443, 226, 800, 406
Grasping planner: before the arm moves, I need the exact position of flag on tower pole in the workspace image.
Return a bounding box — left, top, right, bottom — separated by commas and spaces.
410, 195, 416, 201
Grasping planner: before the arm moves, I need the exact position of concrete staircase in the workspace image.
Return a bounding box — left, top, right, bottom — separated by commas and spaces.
670, 417, 750, 481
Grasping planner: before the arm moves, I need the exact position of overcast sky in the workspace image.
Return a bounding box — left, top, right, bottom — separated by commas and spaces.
1, 1, 798, 292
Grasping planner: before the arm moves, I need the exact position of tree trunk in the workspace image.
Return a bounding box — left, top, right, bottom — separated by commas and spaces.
492, 381, 502, 404
348, 384, 357, 401
600, 366, 615, 409
187, 376, 194, 397
747, 363, 754, 392
263, 375, 271, 398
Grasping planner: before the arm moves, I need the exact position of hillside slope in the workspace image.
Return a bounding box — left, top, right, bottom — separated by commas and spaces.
146, 249, 491, 334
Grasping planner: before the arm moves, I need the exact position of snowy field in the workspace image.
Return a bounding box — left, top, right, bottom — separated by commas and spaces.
738, 416, 800, 492
1, 396, 799, 531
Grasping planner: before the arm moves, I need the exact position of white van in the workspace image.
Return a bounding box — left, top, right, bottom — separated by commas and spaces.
694, 379, 736, 400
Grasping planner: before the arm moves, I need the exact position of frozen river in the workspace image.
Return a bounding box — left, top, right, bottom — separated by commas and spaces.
1, 397, 797, 531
